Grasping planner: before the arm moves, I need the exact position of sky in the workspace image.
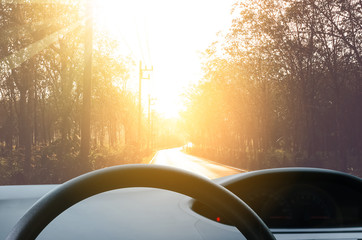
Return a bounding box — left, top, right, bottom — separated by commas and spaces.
94, 0, 235, 118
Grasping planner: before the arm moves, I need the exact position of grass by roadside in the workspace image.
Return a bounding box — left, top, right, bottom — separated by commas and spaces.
183, 145, 362, 178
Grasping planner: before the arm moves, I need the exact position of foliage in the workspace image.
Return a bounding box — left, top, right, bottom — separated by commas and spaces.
181, 0, 362, 175
0, 2, 141, 184
0, 142, 149, 184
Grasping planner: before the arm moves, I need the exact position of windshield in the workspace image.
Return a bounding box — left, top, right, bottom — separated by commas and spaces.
0, 0, 361, 185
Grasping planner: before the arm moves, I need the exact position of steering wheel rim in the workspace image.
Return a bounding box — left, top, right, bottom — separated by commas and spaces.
6, 164, 275, 240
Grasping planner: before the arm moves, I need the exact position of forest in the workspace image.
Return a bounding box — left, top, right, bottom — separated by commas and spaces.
182, 0, 362, 176
1, 0, 361, 184
0, 2, 165, 184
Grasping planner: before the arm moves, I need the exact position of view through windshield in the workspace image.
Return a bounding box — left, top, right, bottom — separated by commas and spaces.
0, 0, 361, 185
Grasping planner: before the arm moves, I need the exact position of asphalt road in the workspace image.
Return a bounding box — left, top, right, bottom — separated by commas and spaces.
150, 147, 246, 179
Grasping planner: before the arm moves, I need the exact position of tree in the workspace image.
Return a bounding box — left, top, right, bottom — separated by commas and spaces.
182, 0, 362, 173
0, 1, 139, 183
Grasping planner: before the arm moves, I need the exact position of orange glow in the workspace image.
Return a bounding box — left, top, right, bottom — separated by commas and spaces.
151, 148, 245, 179
92, 0, 233, 119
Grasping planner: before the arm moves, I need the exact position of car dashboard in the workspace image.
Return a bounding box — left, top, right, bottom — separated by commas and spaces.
1, 167, 361, 240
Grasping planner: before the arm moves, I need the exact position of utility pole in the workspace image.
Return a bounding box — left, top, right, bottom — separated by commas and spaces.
147, 94, 155, 150
80, 0, 93, 172
148, 94, 151, 149
138, 60, 153, 149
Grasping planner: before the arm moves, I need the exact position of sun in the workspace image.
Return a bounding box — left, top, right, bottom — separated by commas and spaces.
91, 0, 234, 119
152, 89, 185, 119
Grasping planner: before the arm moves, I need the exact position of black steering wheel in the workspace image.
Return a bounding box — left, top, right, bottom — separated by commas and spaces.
6, 164, 275, 240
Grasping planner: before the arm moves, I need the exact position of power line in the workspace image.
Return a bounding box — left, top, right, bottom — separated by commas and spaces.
144, 17, 152, 66
136, 17, 146, 64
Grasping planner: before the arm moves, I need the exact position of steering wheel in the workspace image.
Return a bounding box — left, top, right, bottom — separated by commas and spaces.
6, 164, 275, 240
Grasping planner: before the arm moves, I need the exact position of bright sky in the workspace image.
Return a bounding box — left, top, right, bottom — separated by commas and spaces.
94, 0, 234, 118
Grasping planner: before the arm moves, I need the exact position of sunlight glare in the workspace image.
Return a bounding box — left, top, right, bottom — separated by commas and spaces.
92, 0, 234, 118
